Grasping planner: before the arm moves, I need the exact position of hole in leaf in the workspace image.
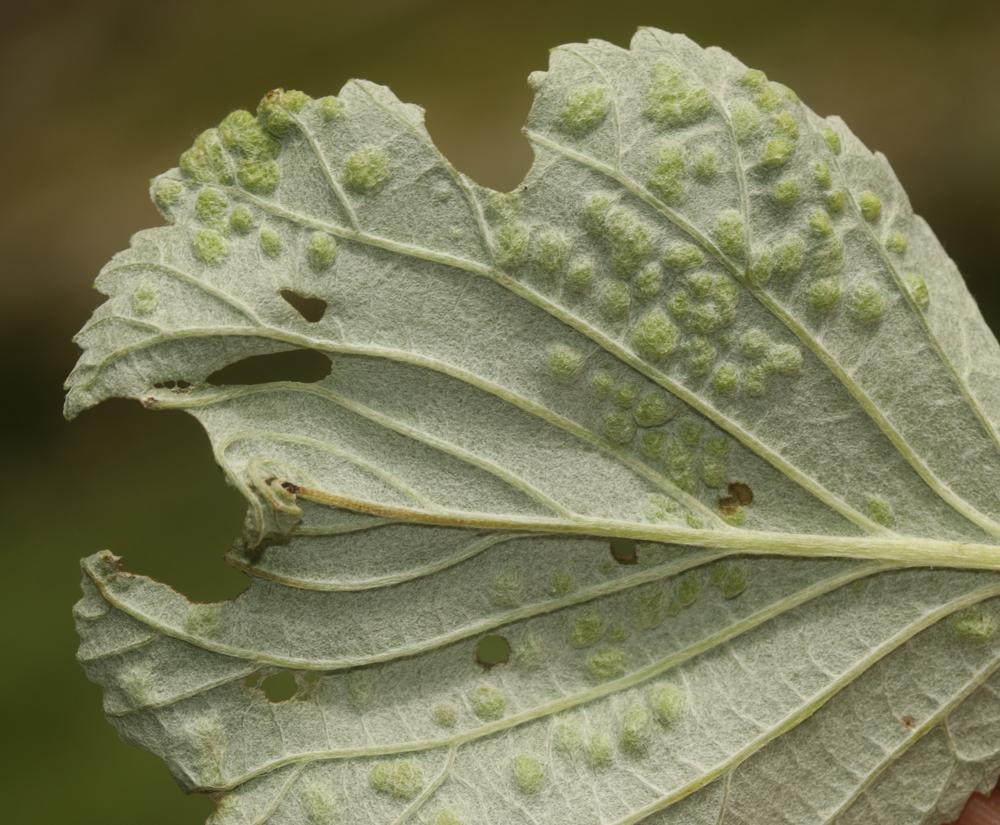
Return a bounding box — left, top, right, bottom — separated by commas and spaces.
728, 481, 753, 506
610, 538, 638, 565
206, 349, 331, 386
152, 380, 192, 390
261, 671, 298, 702
475, 634, 511, 668
280, 289, 327, 322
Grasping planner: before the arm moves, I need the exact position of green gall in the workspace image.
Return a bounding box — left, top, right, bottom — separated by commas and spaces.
317, 95, 344, 122
179, 129, 231, 185
952, 608, 999, 645
191, 229, 228, 265
812, 160, 832, 189
865, 495, 895, 527
766, 343, 803, 374
131, 285, 157, 317
344, 146, 391, 193
773, 110, 799, 139
470, 685, 506, 721
808, 277, 842, 312
582, 192, 614, 234
229, 206, 254, 235
185, 603, 223, 636
808, 209, 833, 237
258, 88, 311, 136
370, 759, 424, 801
675, 572, 701, 607
548, 570, 574, 597
821, 125, 842, 154
761, 136, 794, 168
905, 272, 930, 309
586, 647, 626, 681
720, 567, 747, 599
590, 369, 613, 399
771, 234, 806, 279
307, 232, 337, 271
848, 281, 887, 323
151, 177, 183, 211
585, 733, 614, 769
886, 232, 908, 254
300, 781, 338, 824
632, 308, 679, 362
604, 206, 653, 276
738, 68, 767, 90
600, 409, 637, 445
754, 84, 784, 112
811, 236, 845, 276
613, 381, 639, 409
713, 209, 746, 260
194, 188, 228, 230
701, 458, 726, 488
237, 159, 280, 195
552, 721, 583, 756
651, 684, 686, 725
858, 190, 882, 222
739, 328, 770, 360
743, 363, 769, 398
432, 704, 457, 728
533, 228, 569, 275
731, 100, 762, 142
634, 262, 663, 301
569, 612, 606, 648
712, 362, 740, 395
546, 343, 584, 384
620, 704, 652, 756
512, 754, 544, 795
825, 189, 846, 214
773, 176, 801, 205
648, 142, 686, 205
565, 257, 594, 294
693, 147, 718, 181
694, 360, 724, 401
663, 241, 705, 271
259, 228, 283, 258
489, 569, 524, 607
645, 61, 711, 126
558, 83, 610, 135
599, 281, 632, 321
633, 391, 676, 427
640, 431, 666, 459
432, 810, 463, 825
219, 109, 279, 160
489, 191, 523, 221
495, 221, 531, 269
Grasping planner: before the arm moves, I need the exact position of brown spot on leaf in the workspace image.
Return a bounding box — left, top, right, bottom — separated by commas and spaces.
718, 496, 740, 515
901, 714, 915, 730
728, 482, 753, 506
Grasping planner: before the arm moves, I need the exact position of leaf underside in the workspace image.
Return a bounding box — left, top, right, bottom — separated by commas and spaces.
67, 28, 1000, 825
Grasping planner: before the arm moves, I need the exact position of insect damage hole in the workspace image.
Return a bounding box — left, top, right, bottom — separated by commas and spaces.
475, 634, 511, 668
206, 349, 331, 386
280, 289, 328, 322
260, 671, 298, 702
610, 538, 638, 565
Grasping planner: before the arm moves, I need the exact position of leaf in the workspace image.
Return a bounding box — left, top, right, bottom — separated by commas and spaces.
66, 28, 1000, 825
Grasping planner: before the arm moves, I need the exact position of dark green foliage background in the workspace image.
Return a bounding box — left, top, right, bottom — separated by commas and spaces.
2, 1, 998, 821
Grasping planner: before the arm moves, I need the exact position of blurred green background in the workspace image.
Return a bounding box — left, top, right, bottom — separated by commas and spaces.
2, 1, 999, 822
